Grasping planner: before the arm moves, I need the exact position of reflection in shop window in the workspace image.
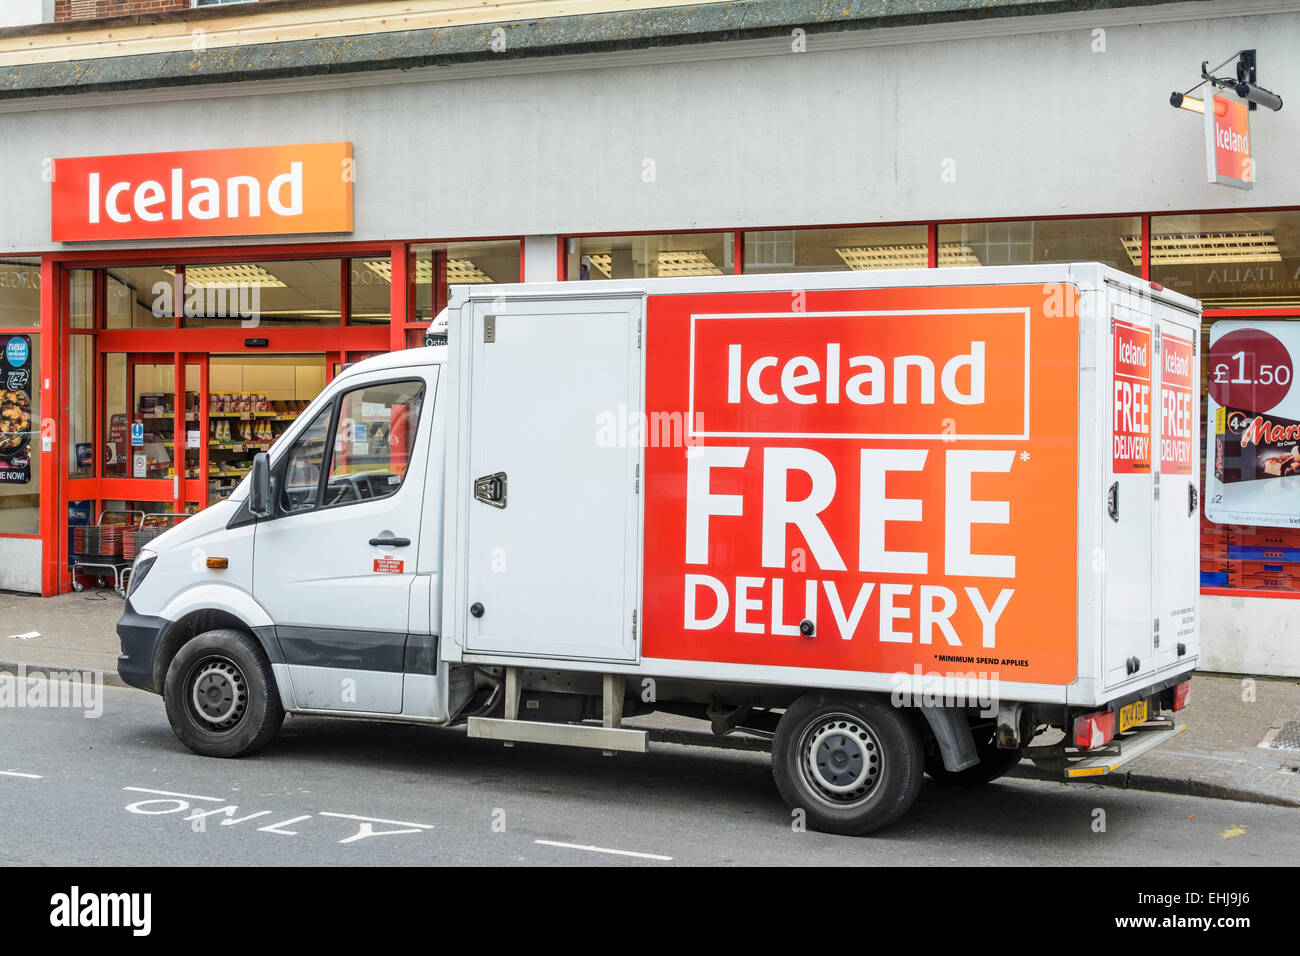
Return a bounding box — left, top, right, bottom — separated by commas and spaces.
181, 259, 342, 328
349, 257, 391, 325
108, 266, 174, 328
1151, 211, 1300, 310
0, 259, 41, 328
938, 217, 1140, 273
565, 234, 733, 280
743, 226, 929, 273
410, 241, 521, 325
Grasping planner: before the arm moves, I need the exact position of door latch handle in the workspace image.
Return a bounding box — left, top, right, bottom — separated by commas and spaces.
1188, 481, 1198, 517
1107, 482, 1119, 522
369, 537, 411, 547
474, 472, 507, 509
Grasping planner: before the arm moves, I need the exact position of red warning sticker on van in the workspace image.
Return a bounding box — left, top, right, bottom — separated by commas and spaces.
373, 557, 404, 574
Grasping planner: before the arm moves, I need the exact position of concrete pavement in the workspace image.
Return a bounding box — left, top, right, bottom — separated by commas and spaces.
1, 587, 1298, 809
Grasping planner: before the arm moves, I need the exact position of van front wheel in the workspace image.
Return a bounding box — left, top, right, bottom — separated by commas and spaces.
772, 692, 924, 836
163, 629, 284, 758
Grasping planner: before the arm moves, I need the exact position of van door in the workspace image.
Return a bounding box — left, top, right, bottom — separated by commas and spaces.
1104, 304, 1156, 689
1155, 311, 1200, 671
462, 298, 641, 662
254, 367, 436, 713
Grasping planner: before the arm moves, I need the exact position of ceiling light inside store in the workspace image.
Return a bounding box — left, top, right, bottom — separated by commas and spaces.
364, 258, 494, 284
836, 244, 980, 269
166, 264, 287, 288
1121, 232, 1283, 265
657, 252, 723, 277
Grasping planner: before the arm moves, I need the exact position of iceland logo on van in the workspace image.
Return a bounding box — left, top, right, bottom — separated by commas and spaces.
5, 337, 28, 368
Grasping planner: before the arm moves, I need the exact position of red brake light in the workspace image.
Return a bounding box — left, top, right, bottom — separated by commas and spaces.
1073, 711, 1116, 750
1172, 680, 1191, 711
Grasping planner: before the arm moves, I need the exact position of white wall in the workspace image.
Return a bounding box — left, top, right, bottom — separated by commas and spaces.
0, 538, 41, 592
1, 2, 1297, 253
1201, 595, 1300, 677
0, 0, 47, 28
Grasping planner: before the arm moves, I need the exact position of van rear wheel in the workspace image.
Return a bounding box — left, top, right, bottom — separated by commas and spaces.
772, 692, 924, 836
163, 628, 284, 758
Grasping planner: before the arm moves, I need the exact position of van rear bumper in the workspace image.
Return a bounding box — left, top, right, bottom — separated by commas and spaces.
116, 600, 168, 694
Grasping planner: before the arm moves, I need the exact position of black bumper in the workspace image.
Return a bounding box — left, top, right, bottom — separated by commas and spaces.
116, 600, 168, 694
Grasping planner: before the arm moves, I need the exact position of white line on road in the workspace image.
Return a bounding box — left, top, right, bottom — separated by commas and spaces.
0, 770, 41, 779
320, 811, 435, 829
534, 839, 672, 861
123, 786, 223, 802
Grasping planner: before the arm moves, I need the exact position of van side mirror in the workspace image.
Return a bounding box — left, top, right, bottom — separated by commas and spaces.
249, 452, 273, 517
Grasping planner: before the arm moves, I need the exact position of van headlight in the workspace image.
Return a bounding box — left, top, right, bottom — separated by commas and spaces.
127, 553, 157, 598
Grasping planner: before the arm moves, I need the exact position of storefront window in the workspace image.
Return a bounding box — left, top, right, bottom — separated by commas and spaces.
349, 257, 390, 325
938, 217, 1140, 273
1151, 211, 1300, 309
565, 233, 733, 281
108, 266, 174, 328
68, 269, 94, 330
410, 240, 521, 325
68, 334, 94, 478
207, 355, 324, 503
181, 259, 342, 328
743, 226, 929, 273
0, 332, 39, 534
0, 258, 41, 327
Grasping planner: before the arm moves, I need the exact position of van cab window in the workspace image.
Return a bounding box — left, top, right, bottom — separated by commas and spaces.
322, 380, 425, 507
279, 404, 331, 514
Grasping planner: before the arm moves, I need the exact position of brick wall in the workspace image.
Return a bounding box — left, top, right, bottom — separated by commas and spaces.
55, 1, 215, 21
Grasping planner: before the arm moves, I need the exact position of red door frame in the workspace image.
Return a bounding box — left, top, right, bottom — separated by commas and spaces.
39, 236, 522, 594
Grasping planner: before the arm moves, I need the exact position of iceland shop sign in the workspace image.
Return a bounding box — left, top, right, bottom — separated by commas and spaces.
50, 143, 353, 242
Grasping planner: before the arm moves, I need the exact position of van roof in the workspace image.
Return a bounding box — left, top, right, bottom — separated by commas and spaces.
333, 345, 445, 382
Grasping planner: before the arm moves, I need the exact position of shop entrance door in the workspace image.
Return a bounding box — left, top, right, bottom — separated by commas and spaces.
100, 352, 194, 515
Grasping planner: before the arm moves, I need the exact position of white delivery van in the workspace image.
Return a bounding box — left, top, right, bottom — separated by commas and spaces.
118, 264, 1200, 835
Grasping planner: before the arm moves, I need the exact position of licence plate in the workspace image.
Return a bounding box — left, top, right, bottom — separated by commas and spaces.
1118, 699, 1148, 732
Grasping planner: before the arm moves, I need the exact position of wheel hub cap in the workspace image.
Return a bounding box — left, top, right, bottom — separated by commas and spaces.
801, 716, 882, 807
189, 659, 247, 730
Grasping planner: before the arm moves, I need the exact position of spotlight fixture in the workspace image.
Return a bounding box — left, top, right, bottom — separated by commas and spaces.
1171, 49, 1283, 113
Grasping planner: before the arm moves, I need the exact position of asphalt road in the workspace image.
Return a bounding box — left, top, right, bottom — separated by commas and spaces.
2, 680, 1298, 866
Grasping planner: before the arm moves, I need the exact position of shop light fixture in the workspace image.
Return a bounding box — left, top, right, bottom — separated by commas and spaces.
363, 258, 494, 284
1120, 231, 1282, 265
835, 243, 980, 270
656, 251, 723, 277
582, 254, 613, 279
165, 264, 286, 288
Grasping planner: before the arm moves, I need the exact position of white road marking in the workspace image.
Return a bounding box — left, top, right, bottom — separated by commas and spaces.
320, 811, 434, 829
123, 786, 223, 802
8, 631, 40, 640
0, 770, 41, 779
535, 839, 672, 861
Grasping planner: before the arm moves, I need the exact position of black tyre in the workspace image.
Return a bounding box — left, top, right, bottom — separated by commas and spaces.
163, 628, 284, 758
772, 692, 924, 836
924, 726, 1023, 786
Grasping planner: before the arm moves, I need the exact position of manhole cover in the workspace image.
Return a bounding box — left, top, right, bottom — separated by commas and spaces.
1260, 721, 1300, 752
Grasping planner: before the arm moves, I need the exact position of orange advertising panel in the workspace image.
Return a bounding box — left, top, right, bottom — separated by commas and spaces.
1206, 93, 1253, 189
1161, 333, 1195, 476
51, 142, 353, 242
642, 284, 1080, 685
1113, 320, 1152, 474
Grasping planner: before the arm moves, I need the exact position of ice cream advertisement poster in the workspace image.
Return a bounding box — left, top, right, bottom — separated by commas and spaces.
1206, 320, 1300, 527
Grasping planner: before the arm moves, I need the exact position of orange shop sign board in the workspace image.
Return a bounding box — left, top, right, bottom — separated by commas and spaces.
50, 142, 353, 242
1204, 93, 1253, 190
